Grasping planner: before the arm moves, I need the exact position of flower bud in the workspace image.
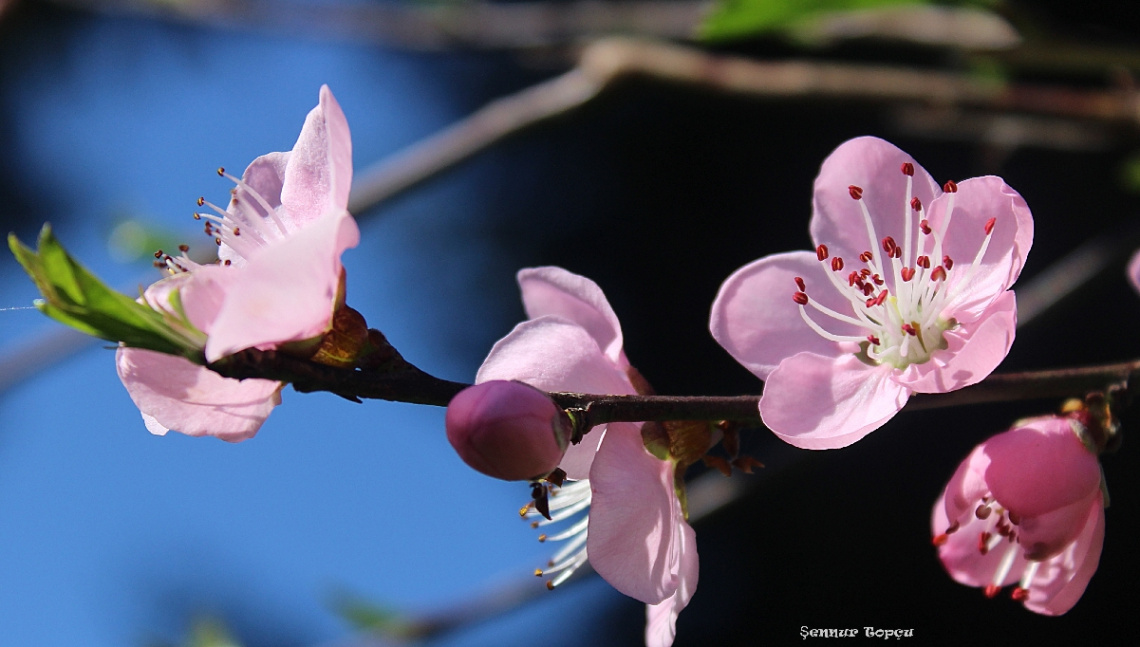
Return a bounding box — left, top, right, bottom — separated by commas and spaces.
445, 380, 572, 481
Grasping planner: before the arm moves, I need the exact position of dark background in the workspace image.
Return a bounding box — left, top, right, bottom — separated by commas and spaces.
2, 1, 1139, 645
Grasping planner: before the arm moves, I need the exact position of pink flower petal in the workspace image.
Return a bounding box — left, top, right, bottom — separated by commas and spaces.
476, 316, 636, 479
759, 352, 910, 449
1025, 496, 1105, 615
588, 422, 681, 604
645, 521, 698, 647
116, 347, 282, 442
280, 85, 353, 229
936, 443, 991, 526
925, 176, 1033, 316
204, 210, 359, 362
710, 251, 854, 380
810, 136, 942, 263
983, 417, 1101, 518
896, 290, 1017, 393
518, 266, 627, 366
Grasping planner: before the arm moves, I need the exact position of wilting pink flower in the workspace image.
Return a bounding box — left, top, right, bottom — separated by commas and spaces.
116, 85, 359, 441
932, 415, 1105, 615
711, 136, 1033, 449
478, 266, 697, 646
445, 380, 573, 481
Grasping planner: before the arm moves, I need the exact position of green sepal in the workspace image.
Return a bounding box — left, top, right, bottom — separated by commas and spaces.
8, 224, 205, 361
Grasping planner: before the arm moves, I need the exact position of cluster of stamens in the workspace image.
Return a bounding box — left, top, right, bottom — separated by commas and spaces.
192, 167, 290, 261
934, 494, 1039, 603
152, 244, 201, 275
791, 164, 998, 369
521, 479, 592, 590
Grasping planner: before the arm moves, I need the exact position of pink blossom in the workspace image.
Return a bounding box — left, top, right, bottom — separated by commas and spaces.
478, 266, 697, 646
116, 85, 359, 441
445, 380, 572, 481
931, 415, 1105, 615
710, 137, 1033, 449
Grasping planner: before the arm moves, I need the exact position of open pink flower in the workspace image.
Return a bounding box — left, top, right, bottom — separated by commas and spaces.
932, 415, 1105, 615
116, 85, 359, 441
477, 266, 697, 646
711, 136, 1033, 449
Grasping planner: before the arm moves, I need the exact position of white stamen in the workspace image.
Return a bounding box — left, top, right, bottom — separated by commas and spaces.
1018, 560, 1041, 590
991, 543, 1018, 585
524, 479, 592, 590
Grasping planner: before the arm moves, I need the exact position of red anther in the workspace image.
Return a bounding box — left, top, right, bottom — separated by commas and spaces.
975, 504, 992, 520
867, 335, 881, 346
794, 276, 806, 291
978, 532, 992, 554
984, 584, 1001, 599
901, 162, 914, 176
848, 271, 859, 286
1007, 510, 1020, 525
217, 167, 226, 176
872, 273, 883, 285
153, 250, 163, 258
942, 255, 954, 270
816, 244, 829, 261
900, 267, 915, 282
223, 259, 232, 266
892, 246, 902, 259
910, 196, 922, 211
916, 255, 930, 269
232, 227, 241, 236
859, 251, 873, 263
863, 284, 875, 296
943, 179, 958, 193
793, 292, 809, 305
865, 296, 876, 307
197, 197, 205, 207
881, 236, 897, 254
930, 267, 946, 282
984, 217, 996, 235
932, 533, 949, 547
901, 323, 917, 336
873, 290, 888, 306
1011, 587, 1029, 602
848, 185, 863, 200
178, 244, 189, 252
831, 257, 844, 272
860, 268, 872, 277
920, 219, 932, 234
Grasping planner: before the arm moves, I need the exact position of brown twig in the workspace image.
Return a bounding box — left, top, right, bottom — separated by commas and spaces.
205, 346, 1140, 423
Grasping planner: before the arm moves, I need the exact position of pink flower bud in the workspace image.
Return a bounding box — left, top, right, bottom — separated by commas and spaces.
445, 380, 572, 481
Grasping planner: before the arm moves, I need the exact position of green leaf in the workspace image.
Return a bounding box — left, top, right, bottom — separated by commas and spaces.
700, 0, 929, 42
8, 224, 206, 360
